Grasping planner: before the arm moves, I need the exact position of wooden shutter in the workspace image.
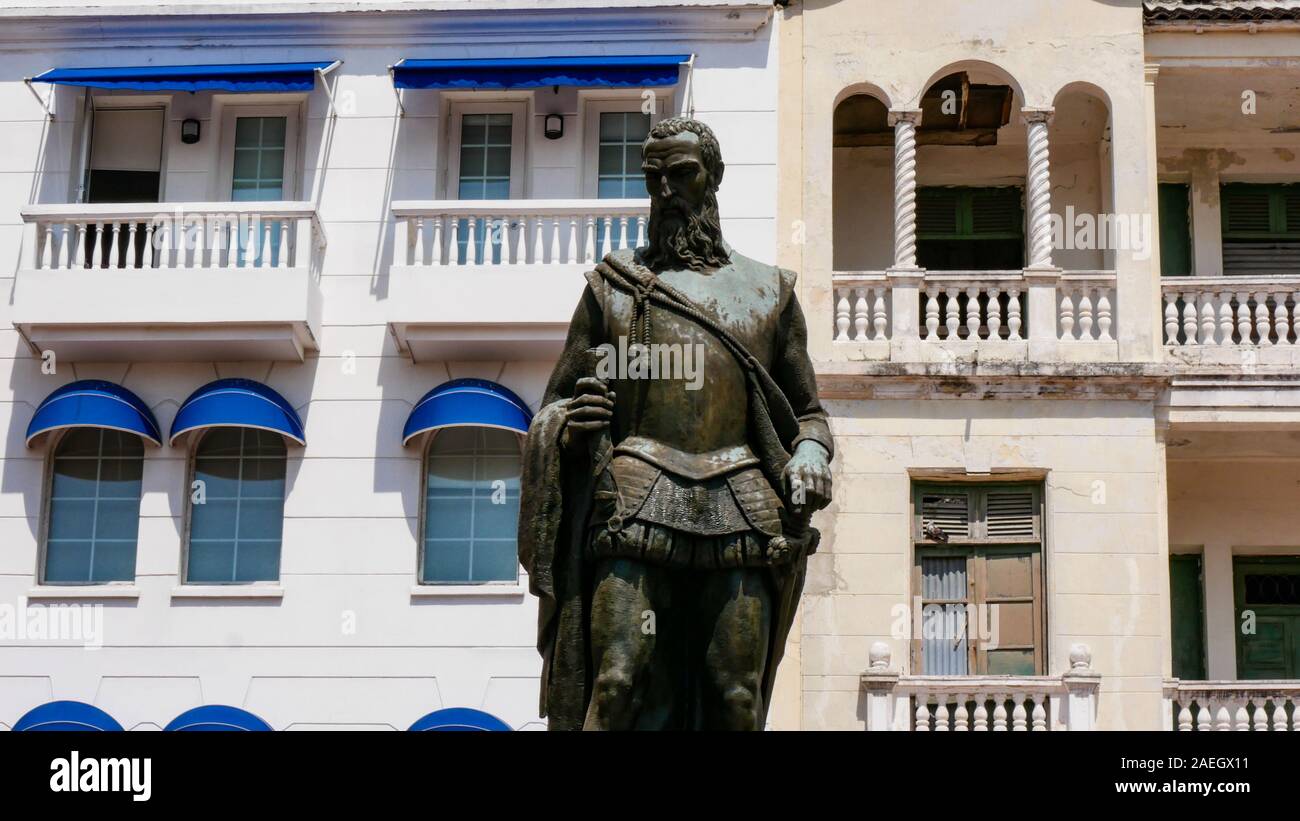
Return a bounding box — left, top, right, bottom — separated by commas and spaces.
969, 187, 1023, 237
1158, 182, 1191, 276
918, 488, 973, 541
917, 187, 962, 236
985, 489, 1037, 539
1222, 184, 1274, 235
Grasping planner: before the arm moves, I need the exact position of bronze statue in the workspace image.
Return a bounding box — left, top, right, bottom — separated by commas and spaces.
518, 117, 833, 730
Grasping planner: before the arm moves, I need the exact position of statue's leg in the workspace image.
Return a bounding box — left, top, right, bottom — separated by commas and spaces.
583, 556, 660, 730
700, 566, 772, 730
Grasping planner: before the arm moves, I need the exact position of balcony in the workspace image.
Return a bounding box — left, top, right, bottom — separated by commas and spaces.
1163, 679, 1300, 731
831, 269, 1119, 364
16, 203, 325, 362
1162, 277, 1300, 367
859, 643, 1101, 731
388, 199, 648, 361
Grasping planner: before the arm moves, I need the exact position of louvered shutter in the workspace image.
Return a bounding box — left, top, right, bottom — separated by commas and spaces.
917, 188, 961, 236
919, 490, 972, 541
985, 489, 1037, 538
970, 187, 1023, 236
1223, 185, 1273, 235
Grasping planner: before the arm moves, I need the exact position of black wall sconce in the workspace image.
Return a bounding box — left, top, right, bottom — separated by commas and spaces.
181, 118, 201, 144
544, 113, 564, 140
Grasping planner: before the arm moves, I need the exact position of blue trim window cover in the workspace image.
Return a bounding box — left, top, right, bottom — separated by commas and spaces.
403, 378, 532, 446
392, 54, 690, 90
170, 378, 305, 446
408, 707, 511, 732
26, 380, 161, 447
31, 62, 338, 93
14, 701, 123, 732
165, 705, 273, 732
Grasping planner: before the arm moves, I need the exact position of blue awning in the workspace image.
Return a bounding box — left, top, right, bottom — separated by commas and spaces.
14, 700, 123, 732
165, 705, 273, 732
408, 707, 511, 732
403, 379, 532, 446
170, 378, 305, 446
26, 380, 161, 447
30, 61, 339, 93
391, 54, 690, 90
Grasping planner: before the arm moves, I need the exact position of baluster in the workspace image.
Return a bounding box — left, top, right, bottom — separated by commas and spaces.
1292, 294, 1300, 347
1180, 292, 1198, 344
944, 287, 960, 340
513, 215, 526, 265
1165, 294, 1180, 346
953, 697, 969, 732
531, 214, 544, 265
143, 223, 157, 268
934, 700, 950, 732
78, 221, 92, 268
853, 288, 869, 340
992, 697, 1008, 731
1290, 697, 1299, 731
565, 215, 579, 264
38, 223, 53, 268
1274, 294, 1290, 346
549, 217, 562, 264
1031, 695, 1047, 731
59, 221, 74, 268
1255, 292, 1273, 346
1236, 292, 1253, 345
1078, 289, 1094, 340
914, 700, 930, 732
1218, 292, 1234, 346
410, 217, 424, 266
1007, 288, 1022, 339
965, 286, 981, 340
448, 216, 462, 265
467, 215, 480, 265
1059, 291, 1076, 340
924, 286, 940, 340
1214, 702, 1232, 731
278, 219, 291, 267
1254, 700, 1270, 732
873, 287, 888, 341
1011, 697, 1028, 731
1233, 702, 1250, 731
635, 214, 647, 248
1198, 292, 1216, 344
1096, 289, 1113, 342
160, 221, 174, 269
126, 222, 140, 269
584, 215, 597, 264
1272, 699, 1290, 731
1177, 702, 1193, 731
972, 698, 989, 731
107, 222, 120, 268
986, 286, 1002, 340
1196, 699, 1212, 732
834, 290, 850, 341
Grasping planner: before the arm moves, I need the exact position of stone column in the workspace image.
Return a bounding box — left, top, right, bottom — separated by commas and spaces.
1021, 107, 1056, 270
887, 109, 922, 271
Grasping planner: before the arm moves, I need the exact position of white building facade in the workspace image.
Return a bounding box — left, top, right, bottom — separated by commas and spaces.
0, 0, 781, 731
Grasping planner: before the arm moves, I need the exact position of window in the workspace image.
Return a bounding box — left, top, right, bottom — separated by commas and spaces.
1233, 556, 1300, 679
85, 107, 164, 204
231, 116, 288, 202
186, 428, 286, 583
43, 429, 144, 583
595, 111, 652, 199
916, 186, 1024, 270
446, 101, 525, 265
1221, 183, 1300, 274
421, 427, 521, 584
912, 482, 1045, 675
218, 106, 299, 267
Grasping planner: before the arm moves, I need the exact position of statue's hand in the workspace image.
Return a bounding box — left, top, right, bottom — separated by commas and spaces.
562, 376, 615, 450
782, 440, 832, 512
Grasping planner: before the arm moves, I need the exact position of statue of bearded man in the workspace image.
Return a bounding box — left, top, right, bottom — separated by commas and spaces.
518, 116, 833, 731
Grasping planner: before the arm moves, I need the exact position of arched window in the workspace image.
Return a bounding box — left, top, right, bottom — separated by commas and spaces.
186, 427, 286, 583
421, 426, 521, 584
44, 429, 144, 583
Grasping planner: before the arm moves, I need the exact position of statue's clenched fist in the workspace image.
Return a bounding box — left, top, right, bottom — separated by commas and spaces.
782, 440, 832, 512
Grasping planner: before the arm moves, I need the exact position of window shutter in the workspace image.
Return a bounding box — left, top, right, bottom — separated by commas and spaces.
1223, 184, 1276, 235
970, 187, 1022, 236
919, 490, 972, 541
917, 188, 961, 235
985, 489, 1037, 538
1285, 186, 1300, 234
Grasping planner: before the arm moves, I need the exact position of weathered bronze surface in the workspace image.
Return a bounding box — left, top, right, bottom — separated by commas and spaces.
518, 117, 833, 730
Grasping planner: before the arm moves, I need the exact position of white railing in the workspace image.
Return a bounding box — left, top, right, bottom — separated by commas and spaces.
21, 202, 325, 272
920, 271, 1025, 342
393, 199, 650, 267
1058, 272, 1117, 342
1163, 277, 1300, 347
860, 643, 1100, 731
833, 272, 890, 342
1163, 679, 1300, 731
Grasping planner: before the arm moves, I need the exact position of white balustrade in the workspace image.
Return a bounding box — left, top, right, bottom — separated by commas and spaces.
1162, 278, 1300, 347
860, 643, 1100, 731
918, 272, 1025, 342
832, 273, 890, 342
1163, 680, 1300, 731
392, 199, 649, 267
22, 202, 324, 272
1058, 273, 1117, 342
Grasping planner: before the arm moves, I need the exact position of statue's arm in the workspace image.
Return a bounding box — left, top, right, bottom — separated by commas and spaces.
542, 283, 605, 406
773, 272, 834, 460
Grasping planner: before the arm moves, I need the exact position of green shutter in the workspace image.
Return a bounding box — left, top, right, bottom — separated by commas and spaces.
1222, 183, 1300, 239
1169, 555, 1206, 680
1158, 183, 1191, 277
917, 186, 1023, 240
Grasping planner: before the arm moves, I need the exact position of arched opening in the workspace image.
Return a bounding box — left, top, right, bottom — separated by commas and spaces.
832, 91, 894, 271
1050, 83, 1114, 271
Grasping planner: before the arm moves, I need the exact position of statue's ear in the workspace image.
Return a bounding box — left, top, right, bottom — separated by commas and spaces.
712, 159, 725, 189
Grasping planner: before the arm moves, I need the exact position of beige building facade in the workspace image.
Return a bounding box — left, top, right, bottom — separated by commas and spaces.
775, 0, 1300, 730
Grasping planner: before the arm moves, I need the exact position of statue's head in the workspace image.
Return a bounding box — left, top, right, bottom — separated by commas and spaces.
640, 117, 730, 272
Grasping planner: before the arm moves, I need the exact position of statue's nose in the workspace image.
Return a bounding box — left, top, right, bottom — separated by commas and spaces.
658, 175, 673, 199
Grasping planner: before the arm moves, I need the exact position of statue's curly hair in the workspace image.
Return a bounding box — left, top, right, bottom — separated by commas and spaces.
643, 117, 724, 188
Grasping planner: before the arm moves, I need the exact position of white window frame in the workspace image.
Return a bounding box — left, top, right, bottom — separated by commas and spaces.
216, 102, 302, 202
443, 98, 528, 201
580, 92, 669, 199
78, 94, 171, 204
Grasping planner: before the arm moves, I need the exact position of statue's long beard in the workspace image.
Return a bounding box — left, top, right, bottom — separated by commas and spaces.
641, 191, 729, 272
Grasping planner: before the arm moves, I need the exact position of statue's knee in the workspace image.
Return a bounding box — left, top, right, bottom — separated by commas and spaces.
592, 665, 637, 710
717, 673, 761, 720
